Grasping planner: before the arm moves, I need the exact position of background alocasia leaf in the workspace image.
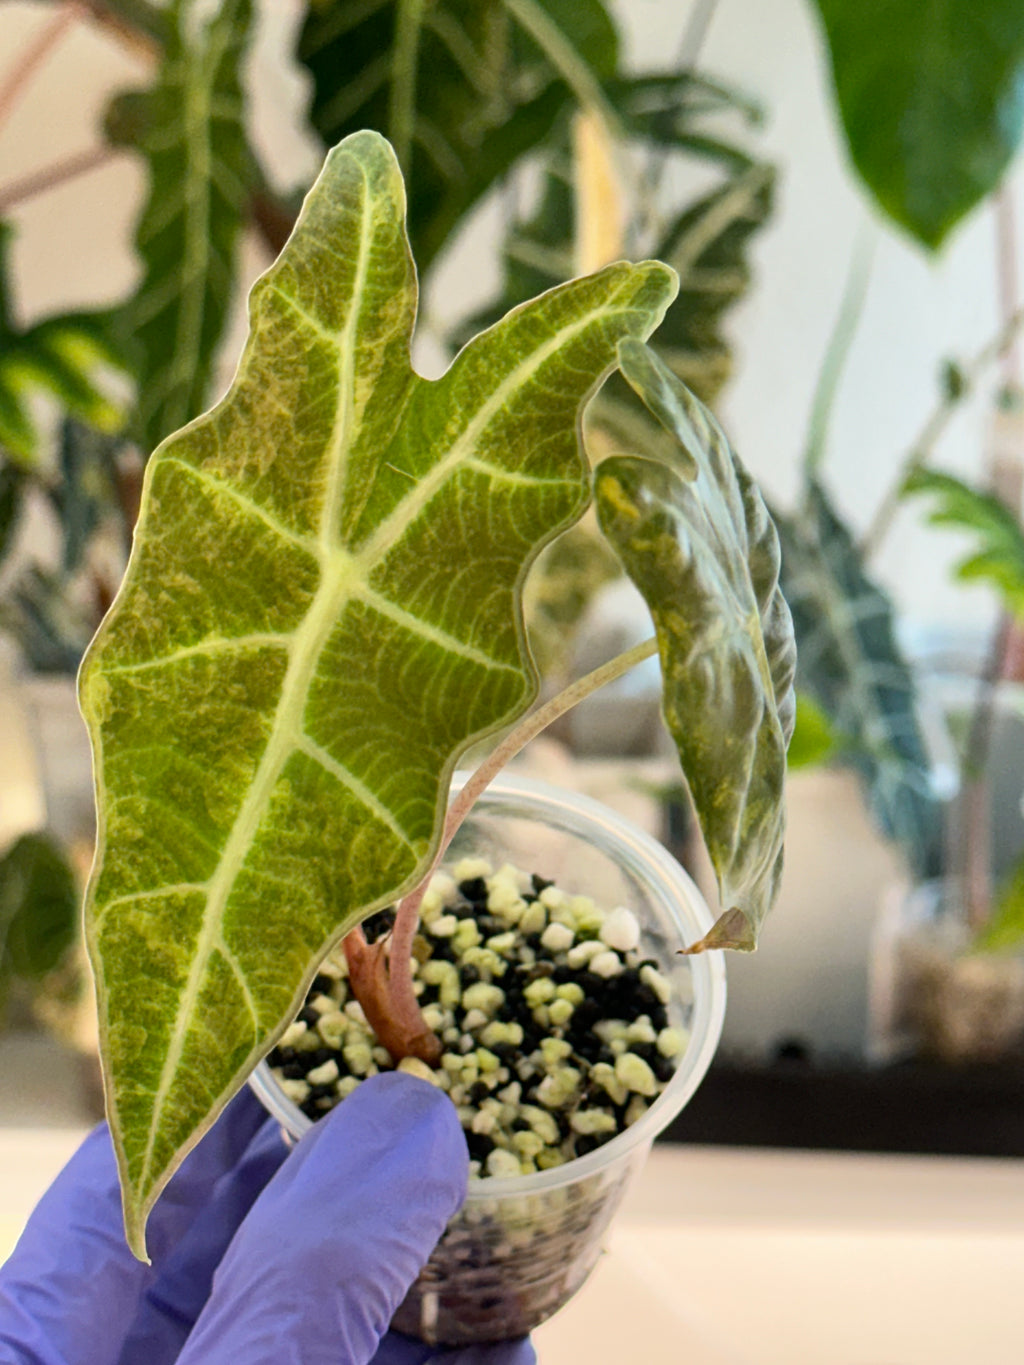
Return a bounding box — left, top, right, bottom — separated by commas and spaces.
775, 479, 942, 878
812, 0, 1024, 249
80, 130, 675, 1255
297, 0, 618, 271
593, 163, 774, 454
595, 340, 796, 952
106, 0, 255, 452
0, 422, 129, 674
902, 466, 1024, 618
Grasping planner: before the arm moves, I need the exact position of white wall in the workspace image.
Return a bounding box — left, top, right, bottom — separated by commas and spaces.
1, 0, 1019, 640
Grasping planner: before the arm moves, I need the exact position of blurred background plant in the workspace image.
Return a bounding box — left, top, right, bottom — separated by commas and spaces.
3, 0, 1024, 1073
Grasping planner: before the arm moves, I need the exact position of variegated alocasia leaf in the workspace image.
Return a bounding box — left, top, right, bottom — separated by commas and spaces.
595, 339, 795, 952
80, 130, 675, 1256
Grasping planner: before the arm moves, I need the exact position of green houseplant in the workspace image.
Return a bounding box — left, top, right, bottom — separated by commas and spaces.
75, 125, 795, 1330
0, 0, 773, 1037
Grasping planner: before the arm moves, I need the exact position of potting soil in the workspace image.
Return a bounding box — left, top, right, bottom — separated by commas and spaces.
267, 858, 688, 1176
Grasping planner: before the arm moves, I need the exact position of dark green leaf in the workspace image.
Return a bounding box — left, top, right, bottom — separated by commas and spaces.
600, 162, 774, 422
595, 341, 795, 952
775, 479, 942, 876
80, 131, 675, 1253
458, 87, 772, 413
0, 458, 24, 572
0, 224, 127, 464
108, 0, 255, 453
787, 693, 841, 770
0, 833, 78, 989
902, 467, 1024, 617
812, 0, 1024, 248
52, 420, 126, 575
0, 565, 96, 674
297, 0, 617, 271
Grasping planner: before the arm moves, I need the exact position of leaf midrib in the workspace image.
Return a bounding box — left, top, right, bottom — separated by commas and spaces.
135, 153, 377, 1194
134, 263, 644, 1196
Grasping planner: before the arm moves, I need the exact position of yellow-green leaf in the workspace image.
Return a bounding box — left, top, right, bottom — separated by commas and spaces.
80, 131, 675, 1256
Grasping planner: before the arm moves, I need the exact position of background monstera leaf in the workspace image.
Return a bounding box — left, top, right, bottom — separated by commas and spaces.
80, 131, 675, 1255
595, 340, 795, 952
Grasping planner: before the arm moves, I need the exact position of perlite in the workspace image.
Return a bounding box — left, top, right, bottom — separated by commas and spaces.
268, 858, 688, 1178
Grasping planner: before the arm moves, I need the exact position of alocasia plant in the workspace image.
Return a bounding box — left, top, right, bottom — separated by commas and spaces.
79, 130, 793, 1257
79, 130, 674, 1254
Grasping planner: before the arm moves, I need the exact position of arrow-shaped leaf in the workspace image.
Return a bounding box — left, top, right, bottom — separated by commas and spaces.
595, 340, 795, 952
107, 0, 254, 452
775, 479, 942, 878
903, 466, 1024, 617
297, 0, 618, 271
80, 131, 675, 1255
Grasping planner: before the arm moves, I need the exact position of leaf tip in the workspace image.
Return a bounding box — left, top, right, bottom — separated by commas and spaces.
681, 907, 756, 954
123, 1199, 153, 1266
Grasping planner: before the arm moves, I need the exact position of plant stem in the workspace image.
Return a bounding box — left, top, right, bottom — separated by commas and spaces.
801, 225, 875, 481
503, 0, 626, 149
0, 4, 84, 135
79, 0, 166, 56
861, 301, 1024, 560
0, 146, 117, 214
440, 636, 659, 856
344, 635, 660, 1063
960, 617, 1011, 932
389, 0, 425, 175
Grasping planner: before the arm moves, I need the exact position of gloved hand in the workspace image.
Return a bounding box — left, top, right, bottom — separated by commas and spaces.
0, 1071, 535, 1365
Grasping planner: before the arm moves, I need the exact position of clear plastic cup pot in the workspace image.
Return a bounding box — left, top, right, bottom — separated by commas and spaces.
250, 772, 726, 1345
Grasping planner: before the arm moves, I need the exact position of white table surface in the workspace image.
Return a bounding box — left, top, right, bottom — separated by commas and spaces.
3, 1134, 1024, 1365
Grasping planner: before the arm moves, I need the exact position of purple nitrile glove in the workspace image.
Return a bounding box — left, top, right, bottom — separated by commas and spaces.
0, 1072, 535, 1365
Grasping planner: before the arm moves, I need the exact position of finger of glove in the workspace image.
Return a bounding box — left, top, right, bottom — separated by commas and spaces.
147, 1085, 273, 1262
116, 1116, 288, 1364
176, 1072, 469, 1365
0, 1122, 148, 1365
0, 1087, 269, 1365
370, 1332, 537, 1365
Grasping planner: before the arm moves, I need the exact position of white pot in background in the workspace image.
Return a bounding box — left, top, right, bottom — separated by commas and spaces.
710, 767, 907, 1064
